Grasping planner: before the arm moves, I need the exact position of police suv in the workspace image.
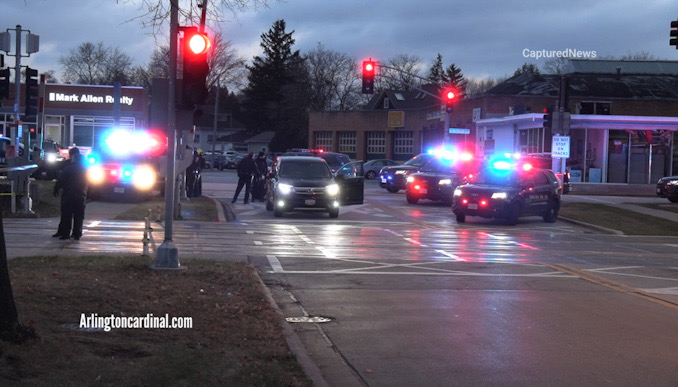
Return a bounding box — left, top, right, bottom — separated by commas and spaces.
452, 159, 562, 225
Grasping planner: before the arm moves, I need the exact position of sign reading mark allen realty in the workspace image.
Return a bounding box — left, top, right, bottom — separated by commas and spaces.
48, 92, 134, 106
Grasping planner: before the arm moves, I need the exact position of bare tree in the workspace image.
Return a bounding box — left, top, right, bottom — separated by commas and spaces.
208, 31, 246, 91
59, 42, 109, 84
304, 43, 362, 111
542, 57, 570, 75
120, 0, 277, 38
59, 42, 135, 85
378, 54, 423, 91
465, 77, 504, 97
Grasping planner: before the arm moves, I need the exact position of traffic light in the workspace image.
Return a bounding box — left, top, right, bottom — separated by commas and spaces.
181, 27, 210, 106
25, 67, 38, 117
443, 88, 456, 113
671, 20, 678, 48
0, 67, 10, 100
543, 106, 553, 131
362, 60, 375, 94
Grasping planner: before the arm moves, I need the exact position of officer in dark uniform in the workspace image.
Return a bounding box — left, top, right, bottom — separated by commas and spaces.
52, 147, 89, 240
231, 152, 257, 204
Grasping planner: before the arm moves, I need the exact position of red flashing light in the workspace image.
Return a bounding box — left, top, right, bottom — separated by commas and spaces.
462, 199, 469, 205
522, 163, 533, 171
480, 199, 488, 206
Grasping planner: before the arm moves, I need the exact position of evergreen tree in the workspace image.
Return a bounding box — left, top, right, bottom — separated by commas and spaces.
428, 53, 445, 86
242, 19, 309, 151
443, 63, 467, 98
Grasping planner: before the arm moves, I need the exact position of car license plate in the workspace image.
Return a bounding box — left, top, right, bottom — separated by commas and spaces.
305, 199, 316, 206
381, 177, 387, 183
468, 203, 478, 209
114, 187, 125, 193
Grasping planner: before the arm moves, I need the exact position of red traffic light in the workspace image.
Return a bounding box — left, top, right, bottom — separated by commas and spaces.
362, 60, 376, 94
443, 88, 456, 112
188, 32, 211, 55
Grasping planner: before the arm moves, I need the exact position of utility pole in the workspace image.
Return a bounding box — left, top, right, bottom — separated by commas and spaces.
154, 0, 181, 269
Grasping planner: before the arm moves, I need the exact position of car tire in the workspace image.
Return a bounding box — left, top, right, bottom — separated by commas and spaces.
506, 203, 520, 226
266, 200, 274, 211
669, 197, 678, 203
406, 193, 419, 204
543, 199, 559, 223
274, 208, 283, 217
455, 213, 466, 223
365, 171, 376, 180
387, 187, 399, 193
328, 209, 339, 218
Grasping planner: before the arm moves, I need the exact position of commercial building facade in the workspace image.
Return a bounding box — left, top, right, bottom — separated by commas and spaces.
1, 83, 148, 149
308, 60, 678, 184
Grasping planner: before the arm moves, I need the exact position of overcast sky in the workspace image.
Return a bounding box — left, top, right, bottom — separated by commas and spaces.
4, 0, 677, 83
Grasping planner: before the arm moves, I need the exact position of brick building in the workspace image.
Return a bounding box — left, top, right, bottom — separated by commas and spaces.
308, 60, 678, 184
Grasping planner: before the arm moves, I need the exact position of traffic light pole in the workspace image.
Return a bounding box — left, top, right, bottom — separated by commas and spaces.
369, 63, 454, 143
154, 0, 182, 269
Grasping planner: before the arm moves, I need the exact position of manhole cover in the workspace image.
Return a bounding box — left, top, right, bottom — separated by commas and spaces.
285, 316, 332, 323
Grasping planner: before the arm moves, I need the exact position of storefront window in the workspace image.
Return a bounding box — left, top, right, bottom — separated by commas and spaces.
72, 116, 135, 147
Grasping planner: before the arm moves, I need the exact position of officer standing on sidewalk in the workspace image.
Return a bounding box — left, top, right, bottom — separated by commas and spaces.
52, 147, 89, 240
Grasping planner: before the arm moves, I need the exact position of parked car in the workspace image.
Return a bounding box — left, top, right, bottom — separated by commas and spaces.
224, 154, 245, 169
204, 153, 227, 170
452, 161, 562, 225
363, 159, 400, 179
265, 156, 364, 218
378, 153, 435, 193
405, 155, 480, 205
656, 175, 678, 203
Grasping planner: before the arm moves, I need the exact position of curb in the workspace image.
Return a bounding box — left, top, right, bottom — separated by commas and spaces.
558, 216, 624, 235
253, 269, 330, 387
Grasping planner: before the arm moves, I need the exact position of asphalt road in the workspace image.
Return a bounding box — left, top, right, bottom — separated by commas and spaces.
206, 170, 678, 386
5, 170, 678, 385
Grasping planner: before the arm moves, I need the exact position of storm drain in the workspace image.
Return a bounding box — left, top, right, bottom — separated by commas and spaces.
285, 316, 332, 323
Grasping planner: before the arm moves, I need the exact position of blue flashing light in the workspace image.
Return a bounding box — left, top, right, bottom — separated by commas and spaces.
492, 160, 513, 170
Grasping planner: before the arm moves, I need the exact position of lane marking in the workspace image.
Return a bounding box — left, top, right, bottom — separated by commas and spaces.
254, 241, 262, 246
266, 254, 283, 273
435, 249, 466, 262
546, 264, 678, 310
87, 220, 101, 227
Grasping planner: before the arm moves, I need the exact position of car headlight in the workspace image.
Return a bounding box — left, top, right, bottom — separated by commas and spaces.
326, 183, 339, 196
406, 176, 415, 183
453, 188, 463, 196
87, 166, 106, 185
132, 165, 156, 191
438, 178, 452, 186
278, 183, 293, 195
491, 192, 508, 199
45, 153, 57, 163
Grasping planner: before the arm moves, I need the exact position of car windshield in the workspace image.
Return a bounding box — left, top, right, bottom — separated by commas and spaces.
404, 154, 430, 167
473, 168, 524, 186
321, 154, 351, 168
420, 159, 462, 174
279, 161, 332, 179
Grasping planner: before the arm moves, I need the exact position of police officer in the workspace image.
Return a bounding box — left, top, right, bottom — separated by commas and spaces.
52, 147, 89, 240
231, 152, 257, 204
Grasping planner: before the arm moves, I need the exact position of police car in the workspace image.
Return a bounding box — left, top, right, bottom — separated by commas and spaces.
656, 175, 678, 203
452, 158, 562, 225
405, 150, 480, 205
378, 153, 435, 193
